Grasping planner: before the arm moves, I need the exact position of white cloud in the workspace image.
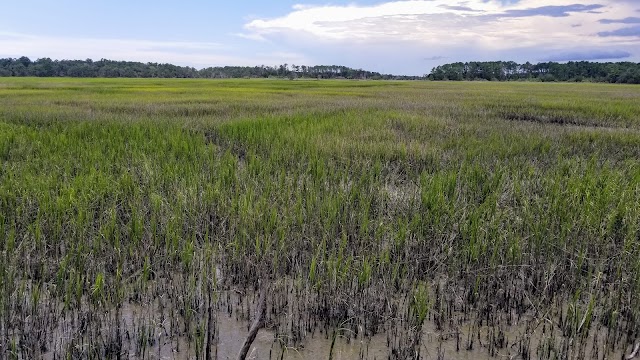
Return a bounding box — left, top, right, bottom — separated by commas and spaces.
0, 32, 310, 68
242, 0, 640, 71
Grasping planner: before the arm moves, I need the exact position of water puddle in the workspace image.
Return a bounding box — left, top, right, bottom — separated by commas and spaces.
92, 305, 631, 359
35, 284, 633, 359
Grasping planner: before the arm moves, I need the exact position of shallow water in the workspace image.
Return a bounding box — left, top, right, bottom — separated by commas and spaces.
36, 287, 633, 360
119, 310, 629, 360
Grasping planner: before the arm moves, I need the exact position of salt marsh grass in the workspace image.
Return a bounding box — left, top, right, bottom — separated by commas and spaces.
0, 78, 639, 359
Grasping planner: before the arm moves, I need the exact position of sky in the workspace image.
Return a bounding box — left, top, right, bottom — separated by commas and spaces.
0, 0, 639, 75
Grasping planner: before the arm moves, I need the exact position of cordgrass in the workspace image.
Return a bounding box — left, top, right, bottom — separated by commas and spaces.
1, 78, 639, 359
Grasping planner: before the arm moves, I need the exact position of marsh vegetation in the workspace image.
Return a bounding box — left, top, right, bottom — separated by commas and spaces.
1, 78, 639, 359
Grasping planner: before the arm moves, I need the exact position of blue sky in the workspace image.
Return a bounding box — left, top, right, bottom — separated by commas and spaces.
1, 0, 638, 75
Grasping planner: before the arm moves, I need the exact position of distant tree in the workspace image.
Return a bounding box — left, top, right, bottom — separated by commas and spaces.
9, 63, 28, 76
33, 58, 55, 77
618, 68, 640, 84
18, 56, 31, 68
540, 74, 557, 82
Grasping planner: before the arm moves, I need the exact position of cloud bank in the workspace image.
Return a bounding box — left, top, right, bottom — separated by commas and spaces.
598, 26, 640, 37
243, 0, 640, 74
543, 50, 631, 62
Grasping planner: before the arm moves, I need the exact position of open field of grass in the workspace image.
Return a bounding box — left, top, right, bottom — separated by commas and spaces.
1, 78, 640, 359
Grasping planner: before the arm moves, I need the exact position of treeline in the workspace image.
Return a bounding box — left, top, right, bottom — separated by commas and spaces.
428, 61, 640, 84
201, 64, 422, 80
4, 57, 638, 83
0, 57, 422, 80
